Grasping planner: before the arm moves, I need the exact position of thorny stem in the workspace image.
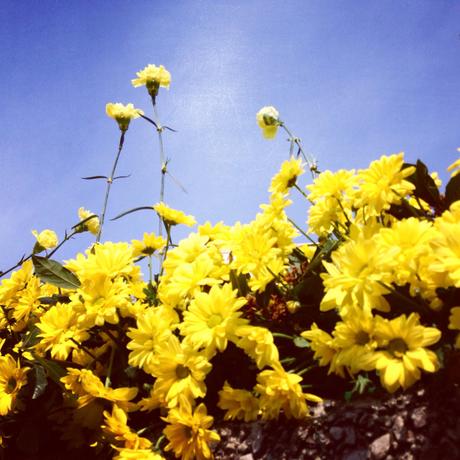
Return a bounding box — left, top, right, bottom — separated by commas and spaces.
97, 131, 126, 243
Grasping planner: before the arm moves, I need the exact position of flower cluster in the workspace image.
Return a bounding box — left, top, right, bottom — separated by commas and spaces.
1, 65, 459, 460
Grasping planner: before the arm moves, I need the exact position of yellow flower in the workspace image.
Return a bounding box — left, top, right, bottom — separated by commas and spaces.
332, 312, 379, 374
131, 232, 166, 257
102, 404, 152, 450
113, 448, 165, 460
149, 335, 211, 408
132, 64, 171, 96
218, 382, 260, 422
36, 302, 90, 360
126, 306, 173, 371
32, 229, 58, 250
0, 355, 29, 416
163, 401, 220, 460
61, 368, 138, 411
106, 102, 144, 131
354, 153, 415, 216
255, 363, 322, 420
321, 231, 396, 317
269, 157, 304, 194
374, 313, 441, 392
180, 284, 248, 355
153, 202, 196, 227
235, 325, 279, 369
307, 168, 357, 202
77, 207, 100, 236
256, 106, 280, 139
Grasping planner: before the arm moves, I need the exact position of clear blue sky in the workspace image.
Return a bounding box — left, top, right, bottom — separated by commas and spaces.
1, 0, 459, 270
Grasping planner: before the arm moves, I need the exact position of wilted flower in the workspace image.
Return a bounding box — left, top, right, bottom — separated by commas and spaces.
256, 106, 280, 139
106, 103, 144, 131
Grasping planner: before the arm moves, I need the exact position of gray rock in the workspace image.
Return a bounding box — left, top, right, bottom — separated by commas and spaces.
411, 406, 427, 428
342, 449, 367, 460
369, 433, 391, 460
239, 454, 254, 460
329, 426, 344, 441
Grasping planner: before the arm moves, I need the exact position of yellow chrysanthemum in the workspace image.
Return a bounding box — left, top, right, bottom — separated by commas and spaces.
0, 354, 29, 416
31, 229, 58, 250
65, 242, 140, 283
126, 306, 174, 371
163, 401, 220, 460
113, 448, 165, 460
0, 260, 34, 306
235, 325, 279, 369
180, 284, 248, 355
375, 217, 437, 291
36, 302, 90, 360
102, 404, 152, 450
374, 313, 441, 393
269, 157, 304, 194
218, 381, 260, 422
301, 323, 344, 376
332, 312, 379, 374
354, 153, 415, 216
255, 363, 322, 420
256, 106, 280, 139
307, 168, 357, 202
77, 207, 100, 236
307, 196, 353, 236
106, 103, 143, 131
132, 64, 171, 95
131, 232, 166, 257
149, 335, 211, 408
153, 202, 196, 227
61, 368, 138, 411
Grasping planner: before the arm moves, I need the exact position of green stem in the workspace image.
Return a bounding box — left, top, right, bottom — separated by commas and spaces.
151, 96, 167, 237
272, 332, 295, 340
69, 338, 99, 363
280, 123, 318, 177
148, 255, 153, 284
105, 344, 116, 388
294, 183, 310, 200
97, 131, 126, 243
288, 218, 317, 245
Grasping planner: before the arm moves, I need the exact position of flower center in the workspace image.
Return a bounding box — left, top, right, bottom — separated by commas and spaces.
207, 314, 223, 328
6, 377, 17, 394
355, 330, 370, 346
388, 338, 408, 357
175, 364, 190, 380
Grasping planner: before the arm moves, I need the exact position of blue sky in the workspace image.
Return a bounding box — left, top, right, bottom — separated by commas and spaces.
1, 0, 459, 270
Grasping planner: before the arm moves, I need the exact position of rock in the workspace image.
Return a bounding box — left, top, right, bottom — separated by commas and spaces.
329, 426, 344, 441
392, 415, 405, 441
369, 433, 391, 460
342, 449, 367, 460
248, 423, 263, 455
344, 427, 356, 445
411, 406, 427, 428
239, 455, 254, 460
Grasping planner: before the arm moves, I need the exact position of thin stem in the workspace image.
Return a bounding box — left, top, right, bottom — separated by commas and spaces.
151, 96, 167, 236
288, 218, 318, 245
69, 338, 99, 363
148, 255, 153, 284
280, 123, 318, 177
105, 344, 116, 388
294, 183, 310, 200
97, 131, 126, 243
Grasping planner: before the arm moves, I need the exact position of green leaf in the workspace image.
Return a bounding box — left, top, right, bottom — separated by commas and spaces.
33, 356, 67, 387
411, 160, 442, 207
32, 256, 80, 289
32, 365, 48, 399
293, 336, 310, 348
229, 270, 249, 297
445, 173, 460, 207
